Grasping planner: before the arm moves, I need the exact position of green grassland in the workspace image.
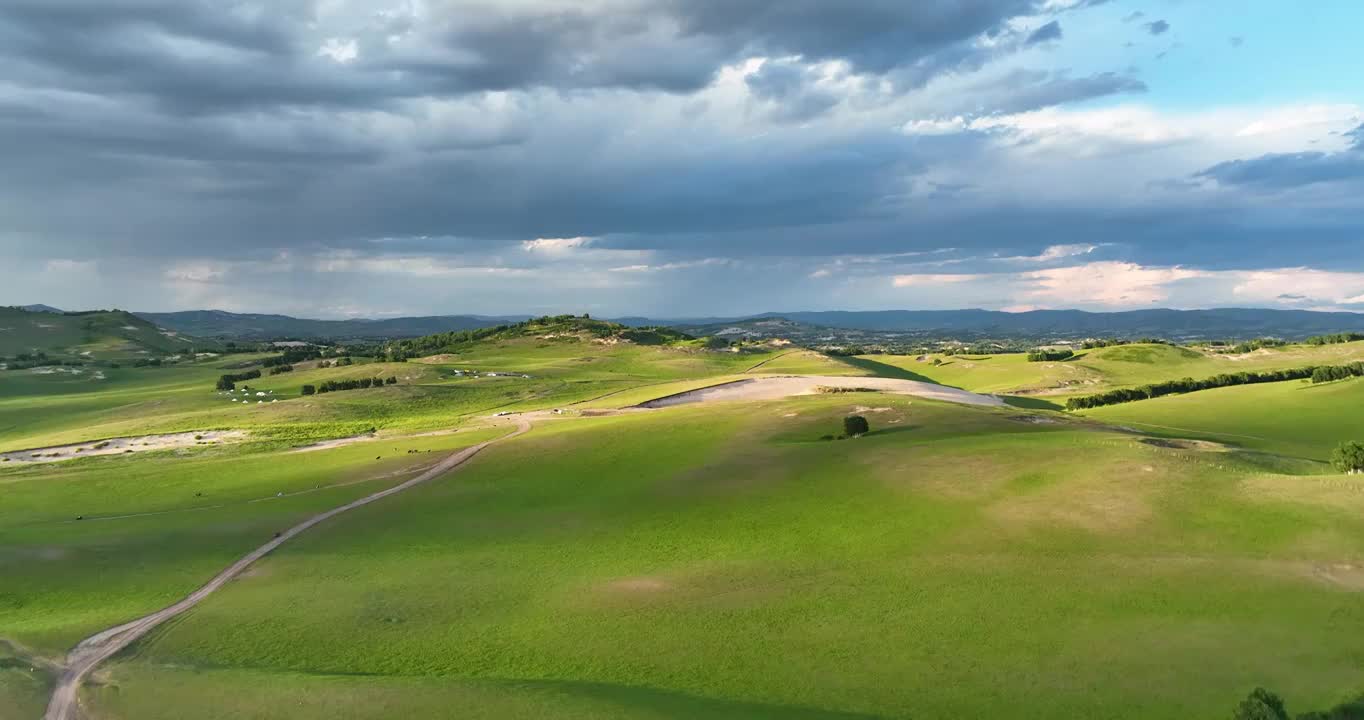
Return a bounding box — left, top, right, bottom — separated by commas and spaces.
869, 340, 1364, 398
1081, 376, 1364, 461
73, 396, 1364, 720
6, 327, 1364, 719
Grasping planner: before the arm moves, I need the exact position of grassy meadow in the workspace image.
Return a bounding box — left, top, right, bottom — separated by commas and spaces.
5, 330, 1364, 719
79, 396, 1364, 720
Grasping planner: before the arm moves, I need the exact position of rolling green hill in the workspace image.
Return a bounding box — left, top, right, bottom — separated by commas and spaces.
0, 307, 221, 360
6, 320, 1364, 719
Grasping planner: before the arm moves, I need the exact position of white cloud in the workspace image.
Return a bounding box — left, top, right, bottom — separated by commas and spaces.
522, 237, 592, 253
317, 37, 359, 64
1021, 261, 1206, 306
892, 273, 985, 287
1230, 268, 1364, 306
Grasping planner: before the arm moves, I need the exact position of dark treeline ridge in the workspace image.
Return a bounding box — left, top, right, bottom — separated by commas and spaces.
311, 376, 398, 394
1068, 362, 1364, 410
216, 369, 261, 391
262, 349, 322, 367
1027, 349, 1074, 362
1306, 332, 1364, 346
387, 314, 689, 359
1080, 338, 1170, 349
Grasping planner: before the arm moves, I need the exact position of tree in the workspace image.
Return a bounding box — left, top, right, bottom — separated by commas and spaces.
301, 384, 316, 396
386, 376, 398, 385
216, 377, 235, 391
843, 415, 870, 437
1332, 441, 1364, 474
1232, 688, 1289, 720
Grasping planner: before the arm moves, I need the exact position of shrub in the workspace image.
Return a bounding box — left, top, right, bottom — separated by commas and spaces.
843, 415, 870, 437
1232, 688, 1288, 720
1333, 441, 1364, 474
301, 384, 316, 396
1026, 349, 1074, 362
216, 369, 261, 391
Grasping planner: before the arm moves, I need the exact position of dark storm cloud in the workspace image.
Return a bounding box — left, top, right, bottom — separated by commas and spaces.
1025, 20, 1063, 46
1195, 150, 1364, 189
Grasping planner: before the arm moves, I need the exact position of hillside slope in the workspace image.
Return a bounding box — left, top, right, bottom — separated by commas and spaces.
0, 307, 217, 359
138, 310, 529, 340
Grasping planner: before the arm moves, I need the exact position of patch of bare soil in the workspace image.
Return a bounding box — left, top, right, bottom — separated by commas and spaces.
2, 431, 247, 465
1308, 563, 1364, 591
1139, 438, 1231, 452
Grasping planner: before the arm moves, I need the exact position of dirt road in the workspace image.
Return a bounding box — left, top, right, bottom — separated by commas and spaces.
635, 375, 1004, 409
43, 417, 531, 720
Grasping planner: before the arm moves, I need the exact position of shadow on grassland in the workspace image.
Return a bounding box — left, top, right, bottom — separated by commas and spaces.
501, 677, 893, 720
1000, 395, 1066, 412
837, 356, 953, 386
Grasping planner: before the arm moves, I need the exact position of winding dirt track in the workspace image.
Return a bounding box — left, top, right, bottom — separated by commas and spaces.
43, 417, 531, 720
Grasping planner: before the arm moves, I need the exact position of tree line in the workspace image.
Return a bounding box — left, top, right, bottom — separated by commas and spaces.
1066, 363, 1364, 410
216, 369, 261, 391
302, 376, 397, 395
1306, 332, 1364, 346
1080, 338, 1169, 349
1027, 349, 1074, 362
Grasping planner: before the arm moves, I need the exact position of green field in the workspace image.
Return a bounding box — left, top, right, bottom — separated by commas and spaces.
870, 341, 1364, 399
5, 327, 1364, 719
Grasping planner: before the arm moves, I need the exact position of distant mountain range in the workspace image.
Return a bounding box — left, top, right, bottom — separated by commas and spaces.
135, 310, 532, 341
684, 309, 1364, 339
105, 307, 1364, 342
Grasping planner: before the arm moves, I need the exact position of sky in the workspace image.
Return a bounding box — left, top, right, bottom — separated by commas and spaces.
1, 0, 1362, 319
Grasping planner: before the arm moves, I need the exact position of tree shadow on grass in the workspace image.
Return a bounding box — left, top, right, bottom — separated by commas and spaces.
1000, 395, 1065, 412
499, 677, 893, 720
838, 356, 956, 387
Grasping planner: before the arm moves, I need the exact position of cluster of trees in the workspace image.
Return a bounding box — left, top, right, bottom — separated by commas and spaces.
1080, 338, 1169, 349
262, 349, 320, 367
215, 369, 261, 391
1027, 349, 1075, 362
1334, 442, 1364, 474
1312, 363, 1364, 384
317, 357, 354, 368
1306, 332, 1364, 346
305, 376, 398, 395
1228, 338, 1288, 354
268, 364, 294, 375
1233, 687, 1364, 720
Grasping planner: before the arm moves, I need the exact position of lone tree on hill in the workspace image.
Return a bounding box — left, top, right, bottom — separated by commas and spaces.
1333, 441, 1364, 474
1232, 688, 1289, 720
843, 415, 870, 437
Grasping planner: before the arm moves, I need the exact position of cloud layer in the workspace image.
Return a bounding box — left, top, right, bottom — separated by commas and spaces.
0, 0, 1361, 316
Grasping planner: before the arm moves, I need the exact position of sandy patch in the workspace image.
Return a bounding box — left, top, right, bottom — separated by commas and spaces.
288, 433, 379, 453
1, 431, 247, 465
1139, 438, 1231, 452
1307, 563, 1364, 591
635, 376, 1003, 409
604, 577, 671, 594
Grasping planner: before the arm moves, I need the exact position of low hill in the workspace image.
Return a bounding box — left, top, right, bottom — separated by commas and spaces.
389, 315, 695, 358
137, 310, 529, 341
0, 307, 218, 359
